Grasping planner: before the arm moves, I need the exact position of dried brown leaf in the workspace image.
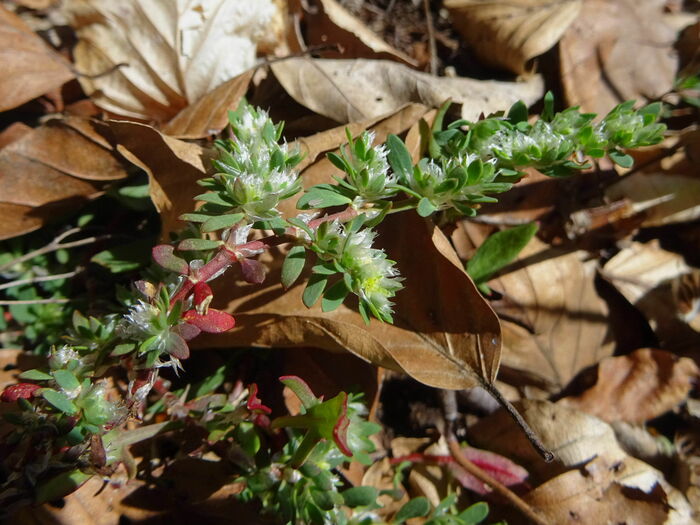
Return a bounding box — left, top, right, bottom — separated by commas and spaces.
488, 237, 613, 392
270, 58, 544, 123
161, 70, 255, 139
0, 118, 128, 240
560, 348, 699, 423
109, 120, 213, 240
0, 5, 74, 112
305, 0, 417, 66
559, 0, 677, 114
66, 0, 284, 122
445, 0, 581, 74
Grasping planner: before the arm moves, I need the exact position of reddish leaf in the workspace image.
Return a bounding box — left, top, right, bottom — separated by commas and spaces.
1, 382, 41, 402
152, 245, 189, 275
193, 281, 213, 309
332, 393, 352, 457
183, 309, 235, 333
247, 383, 272, 415
174, 323, 201, 341
239, 257, 266, 284
165, 332, 190, 360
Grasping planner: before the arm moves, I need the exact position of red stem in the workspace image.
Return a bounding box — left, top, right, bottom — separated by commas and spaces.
169, 207, 359, 306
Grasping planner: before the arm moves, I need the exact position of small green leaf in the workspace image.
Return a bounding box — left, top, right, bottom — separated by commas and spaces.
507, 100, 528, 124
201, 213, 244, 233
194, 192, 233, 206
342, 486, 379, 508
321, 279, 349, 312
303, 274, 328, 308
281, 245, 307, 288
179, 213, 211, 223
542, 91, 554, 121
458, 501, 490, 524
177, 238, 221, 251
297, 185, 353, 210
111, 343, 136, 356
19, 369, 53, 381
53, 370, 80, 392
609, 150, 634, 168
467, 222, 538, 285
35, 469, 92, 504
386, 134, 414, 181
41, 389, 78, 415
417, 197, 437, 217
395, 497, 431, 523
91, 238, 154, 273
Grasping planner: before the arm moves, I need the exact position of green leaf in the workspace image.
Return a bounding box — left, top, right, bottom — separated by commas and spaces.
41, 389, 78, 415
386, 134, 414, 181
297, 185, 353, 210
53, 370, 80, 392
19, 369, 53, 381
507, 100, 528, 124
179, 213, 212, 223
281, 245, 307, 288
609, 150, 634, 168
194, 192, 233, 207
321, 279, 349, 312
458, 501, 490, 524
417, 197, 437, 217
91, 238, 154, 273
342, 486, 379, 508
542, 91, 554, 121
201, 213, 244, 233
35, 469, 92, 504
303, 273, 328, 308
395, 497, 431, 523
111, 343, 136, 357
177, 238, 221, 251
467, 222, 538, 285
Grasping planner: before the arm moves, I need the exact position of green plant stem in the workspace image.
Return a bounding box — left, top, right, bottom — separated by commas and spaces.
290, 430, 320, 469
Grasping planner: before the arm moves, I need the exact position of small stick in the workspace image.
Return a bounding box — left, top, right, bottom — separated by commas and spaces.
423, 0, 438, 75
445, 429, 551, 525
0, 298, 71, 305
0, 269, 82, 291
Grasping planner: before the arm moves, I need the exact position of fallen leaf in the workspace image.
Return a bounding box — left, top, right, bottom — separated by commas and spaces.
66, 0, 284, 122
602, 241, 700, 354
161, 70, 255, 138
559, 0, 678, 114
0, 5, 75, 112
559, 348, 699, 423
445, 0, 581, 74
270, 58, 544, 123
0, 118, 128, 240
488, 237, 613, 392
304, 0, 418, 66
108, 120, 213, 240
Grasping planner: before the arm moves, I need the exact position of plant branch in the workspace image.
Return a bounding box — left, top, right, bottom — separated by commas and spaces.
445, 433, 551, 525
0, 298, 71, 305
0, 269, 83, 291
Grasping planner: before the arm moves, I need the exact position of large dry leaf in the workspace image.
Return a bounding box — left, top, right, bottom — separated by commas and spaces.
488, 237, 613, 392
559, 348, 699, 423
445, 0, 581, 74
0, 5, 75, 112
304, 0, 417, 66
559, 0, 677, 114
66, 0, 283, 122
270, 58, 544, 123
109, 120, 212, 239
0, 118, 128, 240
602, 241, 700, 354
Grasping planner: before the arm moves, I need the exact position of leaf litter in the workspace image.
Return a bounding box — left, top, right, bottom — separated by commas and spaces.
1, 0, 700, 523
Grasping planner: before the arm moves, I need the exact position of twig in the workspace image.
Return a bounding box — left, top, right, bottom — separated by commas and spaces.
423, 0, 438, 75
480, 380, 554, 463
0, 298, 71, 305
0, 228, 109, 273
0, 269, 83, 292
445, 432, 551, 525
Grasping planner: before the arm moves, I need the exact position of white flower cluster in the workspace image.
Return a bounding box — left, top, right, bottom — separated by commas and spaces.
339, 131, 397, 204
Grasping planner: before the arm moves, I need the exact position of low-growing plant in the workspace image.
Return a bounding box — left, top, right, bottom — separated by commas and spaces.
0, 96, 665, 522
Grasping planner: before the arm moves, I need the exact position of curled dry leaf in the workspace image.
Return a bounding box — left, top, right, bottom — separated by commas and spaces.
66, 0, 283, 123
445, 0, 581, 74
488, 237, 613, 392
270, 58, 544, 124
559, 0, 677, 114
0, 6, 75, 112
304, 0, 417, 66
108, 120, 213, 240
559, 348, 699, 424
0, 118, 128, 240
602, 241, 700, 354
